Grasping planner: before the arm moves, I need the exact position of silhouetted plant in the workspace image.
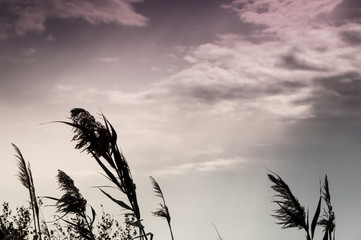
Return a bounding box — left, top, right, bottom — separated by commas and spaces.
45, 170, 96, 240
59, 108, 152, 240
0, 202, 31, 240
268, 171, 335, 240
12, 144, 42, 240
212, 222, 223, 240
318, 175, 335, 240
150, 176, 174, 240
96, 207, 136, 240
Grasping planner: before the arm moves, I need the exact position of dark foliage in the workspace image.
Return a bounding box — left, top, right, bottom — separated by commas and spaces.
268, 171, 336, 240
61, 108, 152, 240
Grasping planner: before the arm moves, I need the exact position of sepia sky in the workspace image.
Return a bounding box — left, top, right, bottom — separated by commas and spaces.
1, 0, 361, 239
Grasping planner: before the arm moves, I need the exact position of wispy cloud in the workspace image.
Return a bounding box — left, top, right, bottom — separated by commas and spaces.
52, 84, 100, 103
227, 0, 342, 28
96, 57, 120, 63
123, 0, 360, 121
46, 34, 55, 41
1, 0, 148, 37
47, 0, 361, 123
20, 48, 36, 56
153, 158, 245, 177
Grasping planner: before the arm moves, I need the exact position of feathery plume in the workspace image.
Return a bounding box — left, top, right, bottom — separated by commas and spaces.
150, 176, 174, 240
12, 143, 42, 240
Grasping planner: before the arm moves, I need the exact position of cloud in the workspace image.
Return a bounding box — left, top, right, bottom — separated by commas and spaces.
312, 71, 361, 118
1, 0, 148, 37
227, 0, 342, 29
20, 47, 36, 56
153, 158, 245, 176
132, 0, 360, 120
46, 34, 55, 41
339, 29, 361, 45
52, 84, 100, 103
97, 57, 120, 63
50, 0, 361, 122
278, 54, 328, 71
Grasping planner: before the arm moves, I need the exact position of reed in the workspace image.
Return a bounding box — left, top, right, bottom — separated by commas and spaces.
212, 222, 223, 240
150, 176, 174, 240
59, 108, 152, 240
45, 170, 96, 240
268, 171, 335, 240
318, 175, 336, 240
12, 143, 42, 240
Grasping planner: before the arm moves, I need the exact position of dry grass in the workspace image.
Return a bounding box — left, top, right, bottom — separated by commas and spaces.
45, 170, 96, 240
268, 171, 335, 240
150, 176, 174, 240
12, 143, 42, 240
59, 108, 152, 240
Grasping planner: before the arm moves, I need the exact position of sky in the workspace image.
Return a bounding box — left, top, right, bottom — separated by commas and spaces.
1, 0, 361, 239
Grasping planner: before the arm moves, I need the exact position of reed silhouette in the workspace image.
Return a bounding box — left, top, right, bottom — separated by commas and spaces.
59, 108, 153, 240
12, 144, 42, 240
150, 176, 174, 240
268, 171, 335, 240
1, 108, 338, 240
45, 170, 96, 240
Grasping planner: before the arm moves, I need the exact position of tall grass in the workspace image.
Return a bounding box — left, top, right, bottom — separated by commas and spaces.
59, 108, 152, 240
268, 171, 335, 240
4, 108, 340, 240
150, 176, 174, 240
12, 143, 42, 240
45, 170, 96, 240
318, 175, 335, 240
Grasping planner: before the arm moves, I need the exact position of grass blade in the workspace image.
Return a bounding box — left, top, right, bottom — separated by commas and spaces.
311, 197, 322, 238
99, 188, 133, 211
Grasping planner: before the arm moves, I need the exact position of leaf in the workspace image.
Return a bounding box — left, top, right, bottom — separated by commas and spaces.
128, 219, 144, 229
311, 196, 322, 238
99, 188, 133, 211
91, 153, 123, 191
90, 206, 96, 226
62, 219, 93, 240
322, 229, 329, 240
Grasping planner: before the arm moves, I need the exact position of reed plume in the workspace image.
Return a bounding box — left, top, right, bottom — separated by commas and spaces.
46, 170, 96, 240
318, 175, 336, 240
12, 143, 42, 240
268, 171, 322, 240
59, 108, 152, 240
150, 176, 174, 240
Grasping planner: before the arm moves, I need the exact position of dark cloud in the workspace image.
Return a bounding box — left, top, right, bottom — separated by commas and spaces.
0, 0, 147, 37
339, 30, 361, 45
165, 78, 306, 105
312, 71, 361, 118
317, 72, 361, 96
322, 0, 361, 23
278, 54, 327, 71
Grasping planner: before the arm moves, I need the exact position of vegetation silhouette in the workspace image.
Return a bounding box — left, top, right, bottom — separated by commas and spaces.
268, 171, 335, 240
150, 176, 174, 240
45, 170, 96, 240
58, 108, 153, 240
12, 144, 43, 240
0, 107, 337, 240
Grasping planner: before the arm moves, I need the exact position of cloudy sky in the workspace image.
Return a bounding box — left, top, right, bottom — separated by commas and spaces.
1, 0, 361, 239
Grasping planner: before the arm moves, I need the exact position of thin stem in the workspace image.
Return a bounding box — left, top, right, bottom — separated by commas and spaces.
80, 211, 96, 240
168, 221, 175, 240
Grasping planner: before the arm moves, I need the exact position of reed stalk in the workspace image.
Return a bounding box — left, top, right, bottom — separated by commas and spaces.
12, 143, 42, 240
150, 176, 174, 240
59, 108, 152, 240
